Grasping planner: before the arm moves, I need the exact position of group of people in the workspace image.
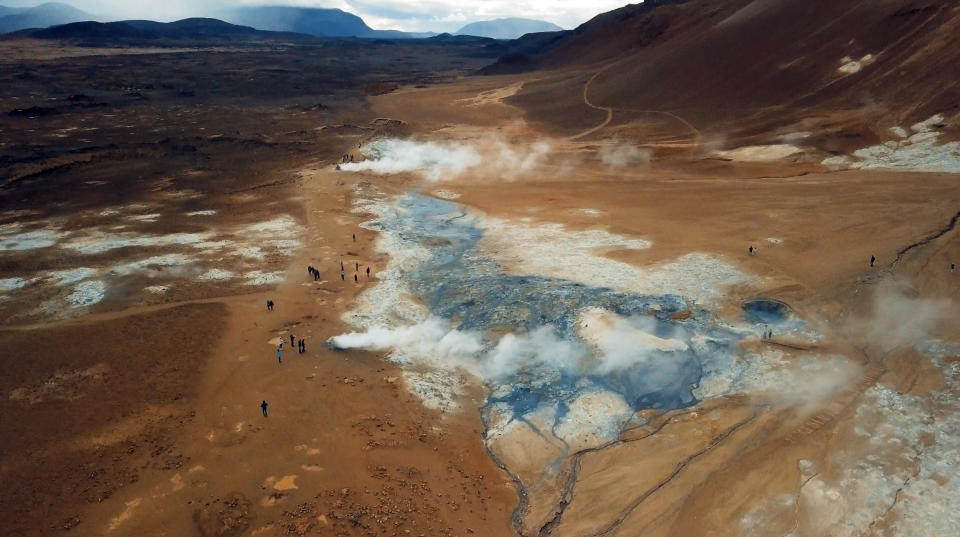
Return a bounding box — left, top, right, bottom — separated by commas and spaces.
338, 258, 371, 283
291, 333, 307, 354
266, 232, 379, 416
276, 333, 307, 364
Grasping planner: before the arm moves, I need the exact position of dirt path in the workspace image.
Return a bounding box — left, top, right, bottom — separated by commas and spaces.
567, 61, 702, 146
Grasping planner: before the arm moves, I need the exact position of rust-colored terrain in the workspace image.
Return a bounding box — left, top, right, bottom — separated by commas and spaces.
2, 2, 960, 537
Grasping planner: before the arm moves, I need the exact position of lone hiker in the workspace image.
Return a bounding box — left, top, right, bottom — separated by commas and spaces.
366, 266, 370, 277
261, 400, 268, 417
952, 263, 955, 273
352, 233, 356, 242
870, 255, 876, 267
749, 246, 755, 256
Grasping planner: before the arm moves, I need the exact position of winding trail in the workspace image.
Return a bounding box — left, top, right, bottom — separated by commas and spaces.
567, 67, 616, 141
567, 61, 702, 146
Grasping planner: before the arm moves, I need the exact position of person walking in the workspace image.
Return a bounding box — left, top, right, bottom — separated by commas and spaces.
266, 299, 274, 311
352, 233, 356, 242
261, 400, 268, 417
354, 274, 358, 283
341, 272, 345, 281
277, 347, 282, 364
748, 246, 755, 256
870, 255, 876, 267
290, 334, 296, 346
366, 266, 370, 277
355, 262, 359, 272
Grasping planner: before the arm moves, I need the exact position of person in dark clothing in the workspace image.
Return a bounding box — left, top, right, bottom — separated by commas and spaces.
290, 334, 296, 346
366, 266, 370, 277
352, 233, 356, 242
870, 255, 876, 267
261, 400, 268, 417
354, 274, 358, 283
748, 246, 755, 256
355, 262, 359, 271
341, 260, 344, 271
314, 270, 320, 281
341, 272, 345, 281
299, 339, 305, 354
267, 300, 274, 311
952, 263, 956, 273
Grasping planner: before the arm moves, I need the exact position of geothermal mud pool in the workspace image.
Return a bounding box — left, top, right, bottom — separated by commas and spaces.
329, 185, 830, 523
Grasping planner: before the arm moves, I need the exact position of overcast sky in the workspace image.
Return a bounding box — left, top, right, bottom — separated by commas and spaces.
7, 0, 633, 32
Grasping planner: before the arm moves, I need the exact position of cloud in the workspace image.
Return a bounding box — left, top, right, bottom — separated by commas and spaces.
329, 309, 696, 383
597, 141, 651, 169
577, 308, 688, 376
850, 281, 956, 353
329, 317, 582, 379
339, 136, 552, 182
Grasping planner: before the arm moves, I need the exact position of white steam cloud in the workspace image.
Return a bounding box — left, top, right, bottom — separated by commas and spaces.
339, 136, 552, 182
328, 309, 692, 382
597, 141, 651, 168
577, 308, 688, 374
329, 317, 583, 379
851, 281, 955, 353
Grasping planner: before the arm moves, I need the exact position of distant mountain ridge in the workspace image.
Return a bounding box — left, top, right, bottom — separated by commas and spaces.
9, 17, 316, 43
224, 6, 372, 37
0, 3, 435, 39
221, 6, 431, 39
455, 18, 563, 39
0, 2, 93, 34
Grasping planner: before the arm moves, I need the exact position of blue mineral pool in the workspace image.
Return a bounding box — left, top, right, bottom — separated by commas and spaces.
742, 299, 792, 325
362, 192, 743, 417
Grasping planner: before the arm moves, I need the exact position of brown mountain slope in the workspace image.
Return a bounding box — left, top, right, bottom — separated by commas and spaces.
495, 0, 960, 150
